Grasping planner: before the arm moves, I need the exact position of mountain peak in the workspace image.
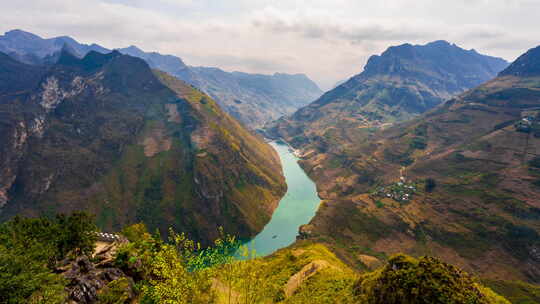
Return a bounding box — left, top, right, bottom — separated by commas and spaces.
56, 44, 82, 66
121, 45, 145, 56
3, 29, 41, 40
426, 40, 452, 47
362, 40, 508, 79
499, 45, 540, 77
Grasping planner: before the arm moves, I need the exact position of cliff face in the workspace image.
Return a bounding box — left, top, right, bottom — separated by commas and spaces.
0, 49, 286, 243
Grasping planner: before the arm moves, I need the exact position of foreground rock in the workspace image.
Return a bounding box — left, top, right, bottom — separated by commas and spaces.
56, 242, 134, 304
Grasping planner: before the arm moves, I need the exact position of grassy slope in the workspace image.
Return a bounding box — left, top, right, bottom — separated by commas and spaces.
212, 241, 509, 303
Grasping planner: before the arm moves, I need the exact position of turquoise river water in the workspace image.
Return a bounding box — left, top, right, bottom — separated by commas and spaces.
243, 142, 321, 256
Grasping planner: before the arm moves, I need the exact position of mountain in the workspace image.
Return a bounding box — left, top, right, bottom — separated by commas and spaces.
118, 48, 323, 128
267, 41, 508, 146
0, 49, 286, 243
117, 45, 200, 84
0, 29, 107, 64
288, 46, 540, 284
0, 29, 323, 128
183, 67, 323, 128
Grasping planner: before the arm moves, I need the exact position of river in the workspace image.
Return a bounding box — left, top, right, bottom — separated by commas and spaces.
242, 141, 321, 256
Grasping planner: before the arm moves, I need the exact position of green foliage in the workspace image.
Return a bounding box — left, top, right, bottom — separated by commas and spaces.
0, 213, 97, 304
482, 279, 540, 304
354, 254, 510, 304
529, 156, 540, 169
409, 136, 427, 150
425, 178, 437, 193
0, 244, 67, 304
115, 225, 226, 303
0, 212, 97, 263
0, 216, 512, 304
98, 278, 133, 304
140, 239, 214, 304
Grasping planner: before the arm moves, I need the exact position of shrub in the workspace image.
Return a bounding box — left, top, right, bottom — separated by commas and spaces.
425, 178, 437, 193
0, 213, 96, 304
354, 254, 509, 304
529, 156, 540, 169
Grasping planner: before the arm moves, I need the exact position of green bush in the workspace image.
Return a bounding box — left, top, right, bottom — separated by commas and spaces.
0, 212, 97, 304
529, 156, 540, 169
410, 137, 427, 150
354, 254, 510, 304
98, 278, 133, 304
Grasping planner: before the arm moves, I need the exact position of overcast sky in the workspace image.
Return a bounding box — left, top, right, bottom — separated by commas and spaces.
1, 0, 539, 89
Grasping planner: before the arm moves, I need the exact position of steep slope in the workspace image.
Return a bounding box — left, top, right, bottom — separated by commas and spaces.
0, 29, 323, 128
268, 41, 508, 145
117, 45, 200, 85
184, 67, 323, 128
293, 46, 540, 284
0, 49, 286, 244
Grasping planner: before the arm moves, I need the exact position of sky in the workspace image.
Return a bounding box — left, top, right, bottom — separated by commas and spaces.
1, 0, 539, 90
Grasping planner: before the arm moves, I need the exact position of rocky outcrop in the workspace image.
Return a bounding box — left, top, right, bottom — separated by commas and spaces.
56, 242, 135, 304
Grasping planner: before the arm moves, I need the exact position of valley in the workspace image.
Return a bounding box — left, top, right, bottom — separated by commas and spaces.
0, 49, 287, 245
1, 2, 540, 301
243, 142, 320, 256
268, 46, 540, 287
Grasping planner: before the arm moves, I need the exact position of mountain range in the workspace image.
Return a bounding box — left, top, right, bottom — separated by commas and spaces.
0, 29, 323, 128
273, 45, 540, 287
3, 26, 540, 303
0, 48, 286, 243
267, 40, 509, 147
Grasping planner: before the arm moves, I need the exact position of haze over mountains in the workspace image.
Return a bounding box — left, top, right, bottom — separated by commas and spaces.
3, 18, 540, 303
0, 29, 322, 128
268, 41, 509, 146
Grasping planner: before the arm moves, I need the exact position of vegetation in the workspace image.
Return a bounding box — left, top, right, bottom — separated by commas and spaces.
0, 213, 516, 303
482, 279, 540, 304
425, 178, 437, 193
0, 212, 97, 303
355, 254, 509, 304
0, 50, 286, 248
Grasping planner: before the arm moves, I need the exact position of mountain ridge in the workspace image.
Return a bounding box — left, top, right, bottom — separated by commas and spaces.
0, 49, 286, 244
0, 29, 322, 128
266, 40, 509, 155
284, 44, 540, 284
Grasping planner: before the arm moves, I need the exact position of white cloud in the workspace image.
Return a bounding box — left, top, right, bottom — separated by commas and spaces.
0, 0, 538, 90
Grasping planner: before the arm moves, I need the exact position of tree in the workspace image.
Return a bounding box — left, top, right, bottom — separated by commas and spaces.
425, 178, 437, 193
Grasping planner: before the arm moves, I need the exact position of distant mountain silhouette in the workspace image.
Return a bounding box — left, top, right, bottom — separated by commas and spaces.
0, 29, 322, 128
